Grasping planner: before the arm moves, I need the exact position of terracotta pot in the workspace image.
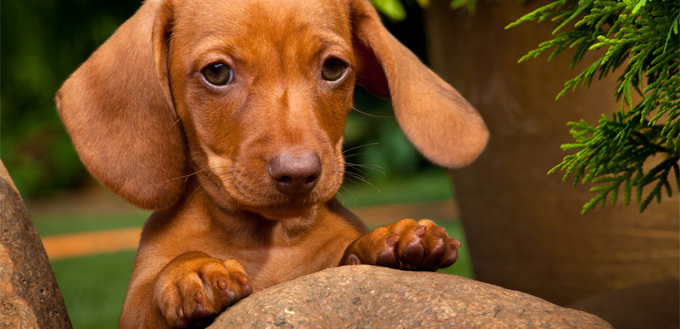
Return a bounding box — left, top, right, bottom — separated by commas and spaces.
424, 0, 679, 306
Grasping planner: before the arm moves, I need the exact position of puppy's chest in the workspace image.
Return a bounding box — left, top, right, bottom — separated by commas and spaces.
229, 245, 337, 291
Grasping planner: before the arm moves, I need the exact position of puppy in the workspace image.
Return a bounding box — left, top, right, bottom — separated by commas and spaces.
56, 0, 488, 327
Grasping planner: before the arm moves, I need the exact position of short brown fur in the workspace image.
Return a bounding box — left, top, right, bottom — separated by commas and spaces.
56, 0, 488, 327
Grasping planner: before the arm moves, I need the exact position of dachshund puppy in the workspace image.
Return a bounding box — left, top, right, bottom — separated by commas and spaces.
56, 0, 488, 327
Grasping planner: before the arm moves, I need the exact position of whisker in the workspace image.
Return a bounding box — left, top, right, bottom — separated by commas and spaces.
175, 166, 235, 183
344, 166, 371, 178
215, 155, 238, 161
342, 143, 379, 155
215, 170, 240, 177
344, 163, 385, 175
352, 107, 390, 118
343, 175, 381, 203
345, 163, 383, 171
342, 153, 367, 160
211, 165, 236, 169
166, 167, 211, 182
335, 190, 346, 206
336, 185, 357, 206
170, 117, 182, 129
335, 152, 382, 194
343, 171, 381, 193
341, 176, 368, 195
343, 171, 364, 179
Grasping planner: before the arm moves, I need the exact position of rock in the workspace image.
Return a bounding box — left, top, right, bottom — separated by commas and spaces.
209, 265, 612, 329
0, 160, 72, 328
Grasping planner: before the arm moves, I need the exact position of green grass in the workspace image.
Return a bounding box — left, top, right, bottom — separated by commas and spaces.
337, 168, 455, 207
51, 251, 136, 329
34, 211, 149, 236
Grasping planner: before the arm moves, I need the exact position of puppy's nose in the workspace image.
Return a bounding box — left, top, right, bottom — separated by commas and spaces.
268, 153, 322, 195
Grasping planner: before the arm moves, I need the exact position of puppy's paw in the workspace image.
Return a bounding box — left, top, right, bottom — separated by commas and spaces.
342, 218, 461, 271
155, 252, 252, 328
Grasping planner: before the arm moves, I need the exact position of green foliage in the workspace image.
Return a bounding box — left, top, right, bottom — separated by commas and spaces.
508, 0, 679, 213
449, 0, 478, 13
370, 0, 408, 20
371, 0, 474, 19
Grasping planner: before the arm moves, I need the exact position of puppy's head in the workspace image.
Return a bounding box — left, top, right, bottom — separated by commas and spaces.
56, 0, 488, 218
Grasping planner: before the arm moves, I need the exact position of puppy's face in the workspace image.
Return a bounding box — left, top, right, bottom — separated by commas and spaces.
168, 0, 355, 219
56, 0, 487, 212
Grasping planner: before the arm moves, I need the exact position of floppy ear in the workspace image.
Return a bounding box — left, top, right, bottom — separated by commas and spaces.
349, 0, 488, 168
56, 0, 186, 209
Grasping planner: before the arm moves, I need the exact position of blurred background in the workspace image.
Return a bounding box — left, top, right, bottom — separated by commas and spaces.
2, 0, 678, 328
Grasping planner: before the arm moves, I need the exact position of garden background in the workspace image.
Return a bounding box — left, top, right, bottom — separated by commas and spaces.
2, 0, 678, 328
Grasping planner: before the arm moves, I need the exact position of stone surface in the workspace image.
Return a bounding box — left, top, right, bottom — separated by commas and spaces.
209, 265, 612, 329
0, 160, 72, 328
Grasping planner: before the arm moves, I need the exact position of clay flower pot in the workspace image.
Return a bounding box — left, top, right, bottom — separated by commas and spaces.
424, 0, 679, 308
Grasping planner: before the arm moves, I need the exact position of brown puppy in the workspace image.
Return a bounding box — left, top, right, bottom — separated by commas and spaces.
56, 0, 488, 327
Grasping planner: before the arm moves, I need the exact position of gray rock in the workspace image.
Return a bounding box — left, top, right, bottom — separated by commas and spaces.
209, 265, 612, 329
0, 160, 72, 329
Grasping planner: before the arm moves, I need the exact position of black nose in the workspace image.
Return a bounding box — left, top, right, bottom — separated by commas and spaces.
268, 152, 322, 195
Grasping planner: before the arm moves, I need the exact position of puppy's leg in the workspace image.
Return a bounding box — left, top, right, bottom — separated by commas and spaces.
154, 252, 253, 328
340, 219, 461, 271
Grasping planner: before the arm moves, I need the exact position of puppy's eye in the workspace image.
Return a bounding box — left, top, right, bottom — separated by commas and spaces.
321, 58, 347, 81
202, 63, 233, 85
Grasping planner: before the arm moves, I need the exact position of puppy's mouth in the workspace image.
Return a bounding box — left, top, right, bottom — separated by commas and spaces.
223, 177, 333, 220
204, 152, 343, 219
